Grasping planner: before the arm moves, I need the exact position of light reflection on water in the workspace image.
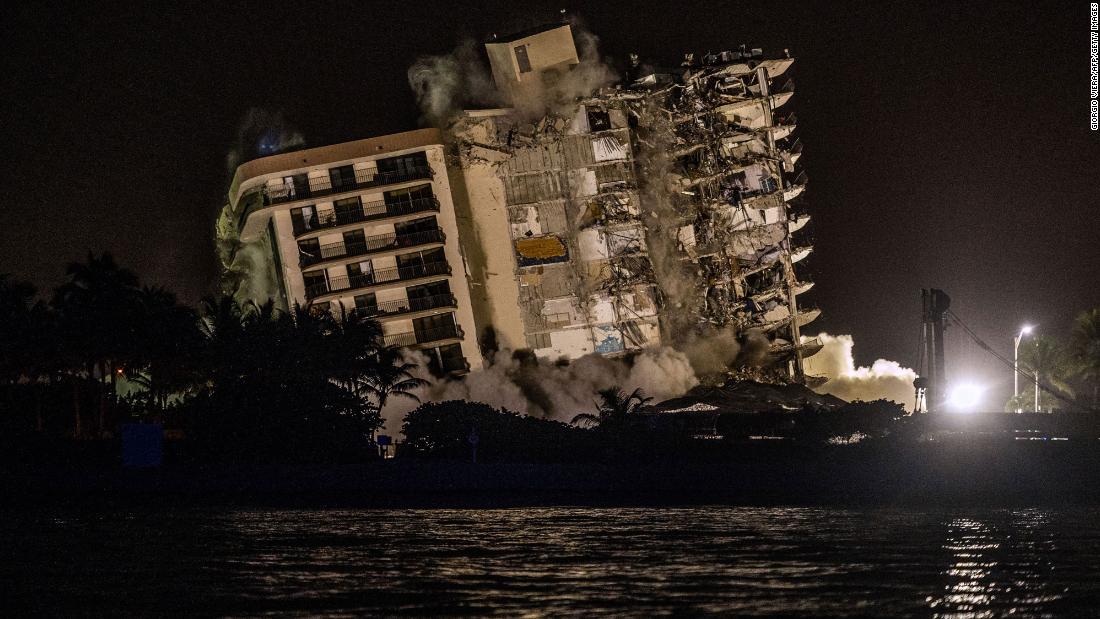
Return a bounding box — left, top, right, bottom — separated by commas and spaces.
2, 507, 1099, 616
929, 510, 1069, 619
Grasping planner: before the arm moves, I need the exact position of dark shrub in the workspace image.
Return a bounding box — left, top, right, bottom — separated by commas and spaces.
401, 400, 593, 462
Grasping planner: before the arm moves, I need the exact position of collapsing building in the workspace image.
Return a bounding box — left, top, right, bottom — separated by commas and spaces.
447, 24, 820, 377
218, 21, 820, 380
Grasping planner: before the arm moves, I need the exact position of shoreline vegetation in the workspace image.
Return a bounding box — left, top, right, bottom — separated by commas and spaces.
4, 255, 1100, 508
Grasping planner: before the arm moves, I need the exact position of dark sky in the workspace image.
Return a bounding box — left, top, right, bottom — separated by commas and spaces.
3, 1, 1097, 401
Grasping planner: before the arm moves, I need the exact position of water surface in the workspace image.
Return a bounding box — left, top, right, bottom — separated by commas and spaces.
3, 507, 1099, 616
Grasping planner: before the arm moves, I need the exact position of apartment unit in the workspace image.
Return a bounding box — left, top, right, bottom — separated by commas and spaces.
225, 128, 482, 374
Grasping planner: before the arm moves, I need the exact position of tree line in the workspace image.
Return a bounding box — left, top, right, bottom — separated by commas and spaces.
0, 253, 426, 462
1006, 313, 1100, 413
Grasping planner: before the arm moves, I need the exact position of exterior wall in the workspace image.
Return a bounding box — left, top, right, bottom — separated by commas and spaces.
485, 24, 580, 105
231, 132, 482, 372
444, 115, 529, 353
448, 104, 663, 363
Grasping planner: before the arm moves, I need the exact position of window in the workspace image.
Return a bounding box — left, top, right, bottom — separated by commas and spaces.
291, 205, 318, 233
514, 45, 532, 73
353, 293, 378, 315
347, 260, 373, 285
428, 343, 466, 375
342, 229, 366, 253
329, 165, 356, 191
297, 238, 320, 262
385, 183, 433, 205
333, 196, 361, 220
377, 152, 428, 176
395, 216, 437, 236
526, 332, 551, 349
407, 280, 450, 300
398, 248, 445, 268
303, 271, 327, 296
413, 312, 456, 343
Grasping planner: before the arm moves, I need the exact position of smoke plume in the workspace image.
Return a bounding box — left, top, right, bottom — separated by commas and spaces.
408, 40, 503, 127
379, 346, 699, 435
217, 109, 305, 305
225, 108, 305, 174
803, 332, 916, 409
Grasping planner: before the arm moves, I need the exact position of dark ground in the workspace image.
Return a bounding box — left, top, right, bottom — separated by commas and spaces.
6, 441, 1100, 508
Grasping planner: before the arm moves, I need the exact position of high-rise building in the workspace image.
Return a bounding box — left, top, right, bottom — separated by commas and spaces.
448, 24, 819, 375
220, 22, 819, 380
224, 129, 482, 374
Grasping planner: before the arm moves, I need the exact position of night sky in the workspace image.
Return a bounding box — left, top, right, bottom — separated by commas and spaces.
3, 1, 1096, 402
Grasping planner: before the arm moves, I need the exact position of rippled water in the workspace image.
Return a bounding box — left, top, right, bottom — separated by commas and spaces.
3, 507, 1100, 616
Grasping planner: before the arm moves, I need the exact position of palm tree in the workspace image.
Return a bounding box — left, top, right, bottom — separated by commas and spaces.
571, 387, 653, 428
0, 274, 37, 385
124, 286, 202, 413
361, 346, 428, 410
1070, 308, 1100, 407
51, 252, 143, 436
1014, 335, 1074, 412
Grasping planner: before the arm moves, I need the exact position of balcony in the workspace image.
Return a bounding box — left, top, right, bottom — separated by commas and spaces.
300, 228, 445, 267
382, 323, 465, 348
350, 293, 457, 320
264, 166, 434, 206
293, 197, 439, 237
305, 261, 451, 300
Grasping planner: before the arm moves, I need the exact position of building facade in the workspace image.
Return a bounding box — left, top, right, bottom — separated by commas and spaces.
222, 23, 819, 380
226, 129, 482, 374
448, 24, 819, 375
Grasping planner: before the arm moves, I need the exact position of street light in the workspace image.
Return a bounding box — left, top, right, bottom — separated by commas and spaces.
1013, 325, 1033, 413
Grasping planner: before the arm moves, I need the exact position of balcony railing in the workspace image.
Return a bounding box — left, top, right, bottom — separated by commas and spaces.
383, 323, 465, 348
300, 228, 445, 267
293, 197, 439, 236
305, 261, 451, 300
264, 166, 434, 206
350, 293, 456, 319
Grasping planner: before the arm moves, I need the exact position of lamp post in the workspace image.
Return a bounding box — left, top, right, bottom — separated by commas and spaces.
1013, 325, 1033, 413
1035, 362, 1041, 414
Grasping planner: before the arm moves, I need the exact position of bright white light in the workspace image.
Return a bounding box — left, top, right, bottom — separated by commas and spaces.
1020, 325, 1033, 335
947, 382, 985, 412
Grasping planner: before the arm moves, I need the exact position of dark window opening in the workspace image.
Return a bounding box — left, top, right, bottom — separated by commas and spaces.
377, 152, 428, 175
291, 205, 318, 233
407, 280, 450, 300
413, 312, 457, 343
333, 196, 362, 219
353, 292, 378, 315
329, 165, 356, 191
398, 248, 445, 269
297, 238, 320, 261
343, 229, 366, 252
385, 183, 433, 205
395, 216, 437, 236
587, 109, 611, 132
427, 343, 467, 375
514, 45, 532, 73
